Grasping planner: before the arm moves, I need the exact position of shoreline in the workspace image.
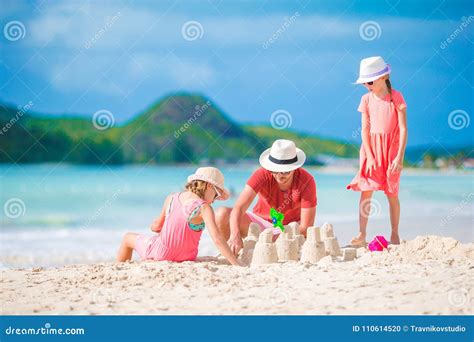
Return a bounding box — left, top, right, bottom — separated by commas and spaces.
1, 162, 473, 176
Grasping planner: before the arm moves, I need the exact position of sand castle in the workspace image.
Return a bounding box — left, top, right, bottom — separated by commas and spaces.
299, 222, 356, 262
300, 226, 326, 263
276, 228, 299, 261
248, 222, 261, 239
240, 223, 260, 265
321, 223, 342, 257
320, 222, 334, 239
245, 221, 355, 265
250, 229, 278, 265
287, 222, 306, 250
323, 237, 342, 257
342, 247, 357, 261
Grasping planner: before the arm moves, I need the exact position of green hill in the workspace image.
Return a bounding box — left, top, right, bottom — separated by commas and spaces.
245, 126, 357, 159
0, 93, 358, 165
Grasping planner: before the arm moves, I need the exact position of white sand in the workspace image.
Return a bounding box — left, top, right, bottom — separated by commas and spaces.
1, 235, 472, 315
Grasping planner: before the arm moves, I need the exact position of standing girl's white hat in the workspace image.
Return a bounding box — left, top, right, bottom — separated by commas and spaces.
354, 56, 391, 84
187, 167, 230, 200
259, 139, 306, 172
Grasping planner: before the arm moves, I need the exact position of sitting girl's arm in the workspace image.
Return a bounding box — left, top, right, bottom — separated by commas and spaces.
150, 195, 171, 232
201, 204, 240, 266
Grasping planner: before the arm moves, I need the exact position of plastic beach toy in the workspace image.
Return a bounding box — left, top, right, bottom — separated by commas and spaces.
368, 236, 389, 252
270, 208, 285, 232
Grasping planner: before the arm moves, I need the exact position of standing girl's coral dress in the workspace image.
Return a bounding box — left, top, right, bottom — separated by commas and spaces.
347, 89, 407, 196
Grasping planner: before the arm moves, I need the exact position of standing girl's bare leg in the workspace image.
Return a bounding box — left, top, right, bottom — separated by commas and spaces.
386, 194, 400, 244
116, 232, 139, 262
352, 191, 373, 246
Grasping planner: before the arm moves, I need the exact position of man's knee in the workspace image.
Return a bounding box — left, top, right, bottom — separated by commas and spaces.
215, 207, 232, 225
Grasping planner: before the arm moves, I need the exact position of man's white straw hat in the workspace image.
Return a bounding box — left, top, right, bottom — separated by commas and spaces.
259, 139, 306, 172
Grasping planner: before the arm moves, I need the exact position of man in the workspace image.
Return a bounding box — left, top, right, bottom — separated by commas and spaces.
215, 139, 317, 256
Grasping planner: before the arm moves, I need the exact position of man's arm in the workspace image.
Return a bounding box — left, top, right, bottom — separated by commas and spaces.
228, 185, 257, 255
298, 171, 317, 236
299, 206, 316, 237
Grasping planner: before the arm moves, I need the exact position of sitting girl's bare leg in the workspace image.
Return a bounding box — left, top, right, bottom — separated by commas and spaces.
116, 232, 139, 262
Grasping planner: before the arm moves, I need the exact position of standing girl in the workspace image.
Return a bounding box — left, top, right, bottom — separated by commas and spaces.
117, 167, 240, 266
347, 56, 408, 246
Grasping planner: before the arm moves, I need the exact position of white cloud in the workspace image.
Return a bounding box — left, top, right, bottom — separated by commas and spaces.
128, 52, 216, 86
25, 1, 449, 51
11, 0, 453, 96
44, 53, 125, 96
28, 49, 216, 96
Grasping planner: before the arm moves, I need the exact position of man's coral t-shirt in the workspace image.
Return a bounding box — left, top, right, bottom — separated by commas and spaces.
246, 167, 317, 224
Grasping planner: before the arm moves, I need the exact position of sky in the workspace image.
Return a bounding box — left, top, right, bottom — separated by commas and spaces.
1, 0, 473, 148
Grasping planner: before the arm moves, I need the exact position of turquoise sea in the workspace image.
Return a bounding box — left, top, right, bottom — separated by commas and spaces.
1, 164, 473, 268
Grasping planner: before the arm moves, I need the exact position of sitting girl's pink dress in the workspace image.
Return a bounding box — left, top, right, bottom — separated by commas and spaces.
134, 192, 206, 262
347, 89, 407, 196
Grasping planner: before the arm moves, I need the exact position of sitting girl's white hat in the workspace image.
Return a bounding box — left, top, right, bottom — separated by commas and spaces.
354, 56, 391, 84
187, 167, 230, 200
259, 139, 306, 172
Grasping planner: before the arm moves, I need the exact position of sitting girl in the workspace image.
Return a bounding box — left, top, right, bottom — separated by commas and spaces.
117, 167, 240, 266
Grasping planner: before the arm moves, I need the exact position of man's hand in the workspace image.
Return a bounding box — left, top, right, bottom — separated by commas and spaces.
299, 226, 308, 238
227, 234, 243, 256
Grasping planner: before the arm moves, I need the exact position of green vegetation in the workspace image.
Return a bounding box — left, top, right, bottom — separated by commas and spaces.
0, 93, 360, 165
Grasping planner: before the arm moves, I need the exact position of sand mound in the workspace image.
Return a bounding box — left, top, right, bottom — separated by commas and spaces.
359, 235, 474, 265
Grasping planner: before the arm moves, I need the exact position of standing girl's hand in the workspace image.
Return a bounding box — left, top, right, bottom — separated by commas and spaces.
389, 156, 403, 174
365, 155, 376, 176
